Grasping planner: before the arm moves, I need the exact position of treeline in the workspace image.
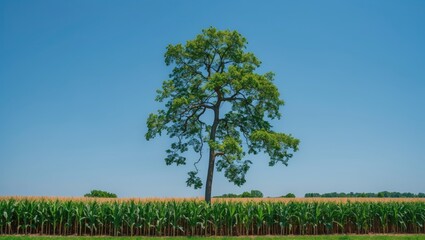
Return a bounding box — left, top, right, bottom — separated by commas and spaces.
214, 190, 263, 198
305, 191, 425, 198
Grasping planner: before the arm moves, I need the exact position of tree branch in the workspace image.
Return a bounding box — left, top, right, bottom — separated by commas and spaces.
215, 152, 225, 157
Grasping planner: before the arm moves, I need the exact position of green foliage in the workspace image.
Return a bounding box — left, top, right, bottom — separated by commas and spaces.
214, 193, 239, 198
305, 191, 425, 198
1, 199, 425, 236
215, 190, 264, 198
282, 193, 296, 198
84, 190, 117, 198
146, 27, 299, 191
2, 236, 425, 240
250, 190, 264, 198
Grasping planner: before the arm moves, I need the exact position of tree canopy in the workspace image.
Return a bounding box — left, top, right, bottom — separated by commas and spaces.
84, 190, 117, 198
146, 27, 299, 202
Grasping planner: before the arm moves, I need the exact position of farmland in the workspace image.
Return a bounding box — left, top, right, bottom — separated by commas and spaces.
1, 197, 424, 237
1, 235, 425, 240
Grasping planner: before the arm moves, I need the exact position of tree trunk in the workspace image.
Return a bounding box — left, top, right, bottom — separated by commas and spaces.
205, 148, 216, 203
205, 104, 220, 203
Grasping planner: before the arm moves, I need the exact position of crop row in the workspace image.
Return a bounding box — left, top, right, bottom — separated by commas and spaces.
3, 196, 425, 203
1, 199, 424, 236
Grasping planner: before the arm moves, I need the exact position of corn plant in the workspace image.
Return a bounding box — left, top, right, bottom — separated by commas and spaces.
1, 198, 424, 236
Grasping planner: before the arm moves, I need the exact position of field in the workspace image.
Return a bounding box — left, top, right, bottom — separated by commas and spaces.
1, 197, 424, 237
1, 235, 425, 240
2, 196, 425, 203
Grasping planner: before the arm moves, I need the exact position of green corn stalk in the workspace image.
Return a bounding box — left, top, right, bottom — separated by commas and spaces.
1, 198, 425, 236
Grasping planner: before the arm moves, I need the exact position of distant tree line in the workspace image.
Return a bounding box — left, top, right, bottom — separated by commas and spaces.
214, 190, 264, 198
281, 193, 296, 198
305, 191, 425, 198
84, 189, 117, 198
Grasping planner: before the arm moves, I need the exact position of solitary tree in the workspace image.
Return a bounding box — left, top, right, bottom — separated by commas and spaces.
146, 27, 299, 203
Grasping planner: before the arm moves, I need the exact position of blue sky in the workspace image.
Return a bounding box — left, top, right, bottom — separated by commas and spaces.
1, 0, 424, 198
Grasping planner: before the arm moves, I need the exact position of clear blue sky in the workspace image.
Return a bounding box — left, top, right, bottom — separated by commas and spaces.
1, 0, 424, 198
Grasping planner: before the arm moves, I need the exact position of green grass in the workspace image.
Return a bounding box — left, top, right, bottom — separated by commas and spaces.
1, 235, 425, 240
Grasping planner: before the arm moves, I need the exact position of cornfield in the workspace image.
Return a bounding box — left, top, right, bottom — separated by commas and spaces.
1, 198, 424, 236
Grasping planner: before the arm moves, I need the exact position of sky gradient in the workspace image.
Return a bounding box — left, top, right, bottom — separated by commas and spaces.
1, 0, 424, 197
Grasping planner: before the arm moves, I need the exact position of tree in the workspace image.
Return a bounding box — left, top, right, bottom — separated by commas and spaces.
146, 27, 300, 203
283, 193, 296, 198
250, 190, 264, 198
84, 189, 117, 198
